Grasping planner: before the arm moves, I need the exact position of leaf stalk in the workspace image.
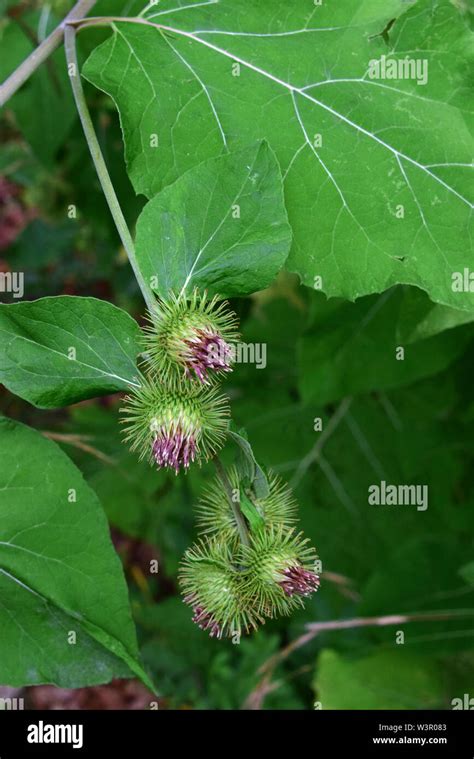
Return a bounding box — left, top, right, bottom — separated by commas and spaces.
63, 24, 155, 312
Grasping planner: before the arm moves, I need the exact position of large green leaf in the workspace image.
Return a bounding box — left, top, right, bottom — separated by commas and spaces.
314, 649, 444, 709
0, 417, 154, 690
0, 296, 142, 408
83, 0, 474, 311
298, 288, 473, 405
134, 142, 292, 296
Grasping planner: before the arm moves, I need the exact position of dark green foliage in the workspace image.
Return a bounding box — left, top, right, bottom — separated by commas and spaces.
0, 0, 473, 710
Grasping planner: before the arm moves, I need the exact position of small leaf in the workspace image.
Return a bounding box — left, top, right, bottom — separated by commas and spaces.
0, 416, 155, 692
228, 424, 270, 499
134, 142, 292, 298
239, 491, 265, 534
0, 12, 76, 165
0, 296, 142, 408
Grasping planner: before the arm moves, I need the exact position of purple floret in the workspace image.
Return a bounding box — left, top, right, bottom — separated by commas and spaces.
152, 427, 196, 473
279, 565, 320, 598
184, 593, 221, 638
184, 329, 233, 383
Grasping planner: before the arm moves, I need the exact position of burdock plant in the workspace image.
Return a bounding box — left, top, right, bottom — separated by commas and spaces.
120, 289, 319, 635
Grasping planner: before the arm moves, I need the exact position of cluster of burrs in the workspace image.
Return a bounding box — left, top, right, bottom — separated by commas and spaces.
121, 289, 238, 474
180, 468, 320, 639
121, 290, 319, 638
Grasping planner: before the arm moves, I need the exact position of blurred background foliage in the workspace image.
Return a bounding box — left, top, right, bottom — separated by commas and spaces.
1, 0, 474, 710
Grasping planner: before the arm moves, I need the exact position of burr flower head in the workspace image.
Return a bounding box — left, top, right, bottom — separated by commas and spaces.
179, 537, 262, 639
120, 374, 229, 473
240, 528, 320, 617
143, 289, 239, 386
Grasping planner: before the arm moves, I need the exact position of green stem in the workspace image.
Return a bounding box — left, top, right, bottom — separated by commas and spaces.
0, 0, 97, 107
63, 24, 155, 313
214, 456, 250, 548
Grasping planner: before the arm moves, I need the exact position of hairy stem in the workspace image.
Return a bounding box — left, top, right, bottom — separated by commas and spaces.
63, 24, 155, 312
0, 0, 97, 107
214, 456, 250, 548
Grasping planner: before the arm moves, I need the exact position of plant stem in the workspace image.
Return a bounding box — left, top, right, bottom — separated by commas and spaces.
214, 456, 250, 548
63, 25, 155, 312
41, 431, 116, 466
0, 0, 97, 107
